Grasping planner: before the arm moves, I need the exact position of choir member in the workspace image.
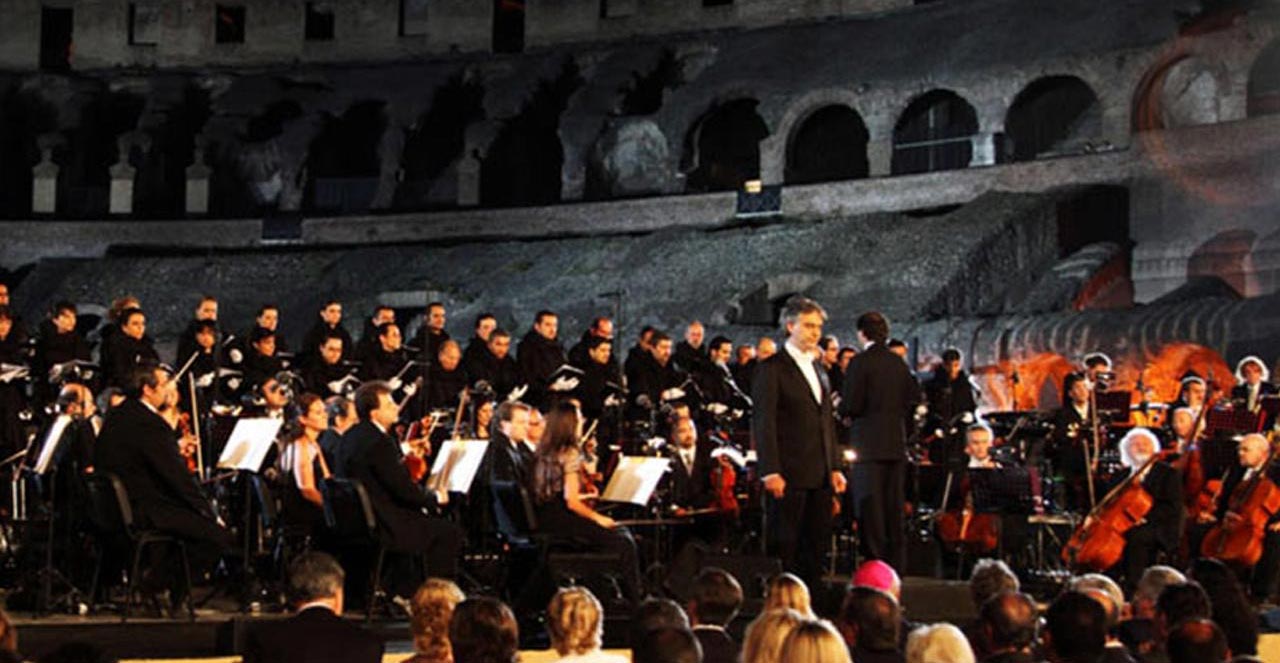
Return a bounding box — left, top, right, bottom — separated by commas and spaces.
175, 296, 219, 368
463, 328, 521, 401
425, 340, 468, 411
411, 302, 450, 364
101, 307, 159, 390
460, 313, 497, 373
303, 334, 358, 399
568, 316, 615, 368
300, 299, 353, 365
517, 310, 567, 409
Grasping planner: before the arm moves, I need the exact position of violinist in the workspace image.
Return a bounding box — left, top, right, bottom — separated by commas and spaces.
25, 382, 97, 504
278, 393, 332, 541
1195, 433, 1280, 602
1053, 373, 1096, 511
1168, 408, 1197, 454
245, 376, 291, 421
1114, 428, 1183, 590
934, 424, 1003, 562
1231, 356, 1276, 422
319, 395, 356, 473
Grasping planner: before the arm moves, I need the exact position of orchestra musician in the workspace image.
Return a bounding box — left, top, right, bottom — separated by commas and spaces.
567, 317, 615, 369
245, 376, 292, 421
278, 393, 333, 542
424, 340, 467, 411
1113, 428, 1183, 590
302, 334, 357, 399
755, 297, 846, 586
668, 415, 715, 513
25, 382, 97, 504
95, 363, 234, 612
1193, 433, 1280, 603
319, 395, 356, 472
462, 328, 521, 402
101, 307, 159, 390
1167, 407, 1197, 454
1171, 375, 1208, 421
476, 401, 533, 540
1053, 373, 1096, 512
517, 310, 567, 409
410, 302, 450, 364
1231, 356, 1276, 423
299, 299, 353, 365
338, 381, 461, 596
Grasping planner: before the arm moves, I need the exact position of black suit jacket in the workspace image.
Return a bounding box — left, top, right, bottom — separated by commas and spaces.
1140, 460, 1184, 550
752, 349, 838, 489
94, 399, 218, 532
243, 606, 383, 663
669, 443, 715, 509
839, 343, 919, 462
101, 335, 159, 390
693, 626, 739, 663
338, 420, 440, 552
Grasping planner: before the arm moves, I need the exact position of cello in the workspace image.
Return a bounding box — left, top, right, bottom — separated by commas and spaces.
1200, 432, 1280, 567
1062, 451, 1166, 571
935, 470, 1000, 554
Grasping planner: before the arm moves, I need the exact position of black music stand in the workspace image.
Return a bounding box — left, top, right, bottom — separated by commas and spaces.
971, 467, 1036, 516
1095, 391, 1133, 423
1206, 407, 1263, 437
1199, 435, 1242, 483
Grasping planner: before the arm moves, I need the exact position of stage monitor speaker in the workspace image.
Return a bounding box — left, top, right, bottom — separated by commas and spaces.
736, 184, 782, 218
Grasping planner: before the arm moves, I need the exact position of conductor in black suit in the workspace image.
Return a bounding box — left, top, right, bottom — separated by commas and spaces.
338, 380, 461, 597
839, 311, 919, 571
244, 551, 383, 663
751, 297, 846, 589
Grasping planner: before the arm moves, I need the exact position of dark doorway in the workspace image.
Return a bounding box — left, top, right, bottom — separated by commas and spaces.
305, 100, 387, 214
1248, 40, 1280, 117
0, 86, 58, 218
683, 99, 769, 193
785, 105, 869, 185
480, 60, 581, 208
1056, 185, 1130, 258
398, 74, 486, 210
1004, 76, 1102, 162
493, 0, 525, 54
59, 91, 145, 218
40, 7, 73, 71
891, 90, 977, 176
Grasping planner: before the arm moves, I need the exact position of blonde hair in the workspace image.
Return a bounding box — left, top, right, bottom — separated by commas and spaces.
742, 608, 805, 663
764, 573, 814, 617
778, 618, 852, 663
410, 578, 465, 660
905, 623, 976, 663
546, 586, 604, 656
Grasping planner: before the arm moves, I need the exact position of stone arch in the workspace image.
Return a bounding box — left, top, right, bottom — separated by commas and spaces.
1247, 38, 1280, 118
1003, 75, 1102, 162
682, 98, 770, 193
304, 100, 387, 214
397, 74, 486, 210
211, 99, 304, 218
134, 83, 211, 218
1187, 229, 1257, 297
1132, 55, 1227, 132
59, 88, 146, 218
1250, 227, 1280, 297
891, 89, 978, 176
784, 104, 869, 185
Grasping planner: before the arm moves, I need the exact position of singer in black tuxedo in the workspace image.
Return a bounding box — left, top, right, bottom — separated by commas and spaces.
839, 312, 919, 571
751, 298, 844, 589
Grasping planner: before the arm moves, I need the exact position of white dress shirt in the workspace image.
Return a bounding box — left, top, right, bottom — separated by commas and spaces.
784, 341, 822, 404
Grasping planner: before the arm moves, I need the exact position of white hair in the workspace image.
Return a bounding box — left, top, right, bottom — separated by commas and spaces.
905, 623, 975, 663
1235, 355, 1271, 383
1082, 352, 1112, 371
1119, 427, 1160, 469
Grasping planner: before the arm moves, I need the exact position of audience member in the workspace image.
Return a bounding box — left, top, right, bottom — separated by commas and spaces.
1069, 573, 1134, 663
687, 567, 743, 663
905, 623, 976, 663
1190, 558, 1260, 659
965, 559, 1020, 659
546, 586, 625, 663
243, 552, 383, 663
764, 572, 815, 617
406, 578, 466, 663
1118, 565, 1185, 658
978, 592, 1037, 663
854, 560, 903, 601
742, 608, 805, 663
630, 598, 691, 648
779, 619, 852, 663
837, 586, 904, 663
1166, 618, 1228, 663
1042, 591, 1107, 663
450, 597, 520, 663
633, 626, 702, 663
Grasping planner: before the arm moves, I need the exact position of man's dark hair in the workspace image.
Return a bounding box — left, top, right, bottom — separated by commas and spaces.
427, 301, 445, 313
589, 316, 611, 333
450, 597, 519, 663
1045, 591, 1106, 663
285, 551, 344, 605
630, 598, 690, 648
325, 396, 352, 424
256, 303, 278, 317
838, 586, 900, 652
119, 307, 144, 327
818, 336, 838, 351
781, 296, 827, 327
941, 348, 962, 364
856, 311, 890, 344
534, 310, 556, 325
489, 327, 511, 341
639, 325, 656, 340
376, 321, 398, 339
494, 401, 531, 433
838, 347, 857, 360
193, 320, 218, 336
353, 381, 392, 421
1156, 582, 1211, 630
707, 336, 732, 354
633, 626, 701, 663
1166, 618, 1228, 663
52, 300, 76, 317
474, 313, 496, 329
1084, 355, 1110, 369
128, 362, 167, 399
250, 326, 275, 344
320, 298, 341, 309
691, 567, 742, 626
981, 591, 1038, 651
585, 335, 611, 351
886, 338, 906, 350
650, 330, 671, 345
319, 332, 345, 348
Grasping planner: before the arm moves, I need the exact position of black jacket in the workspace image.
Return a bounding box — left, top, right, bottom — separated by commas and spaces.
338, 420, 441, 552
628, 352, 687, 417
1140, 460, 1184, 551
668, 443, 715, 509
34, 323, 91, 381
302, 359, 358, 399
924, 369, 978, 424
462, 346, 522, 401
692, 626, 739, 663
243, 605, 383, 663
410, 327, 450, 366
516, 330, 566, 407
424, 364, 469, 411
299, 320, 354, 365
101, 334, 159, 390
839, 343, 919, 462
571, 358, 624, 422
752, 349, 839, 488
675, 341, 711, 377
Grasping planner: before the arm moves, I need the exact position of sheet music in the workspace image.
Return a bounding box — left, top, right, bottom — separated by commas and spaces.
33, 415, 72, 475
426, 439, 490, 493
601, 456, 671, 506
216, 418, 283, 472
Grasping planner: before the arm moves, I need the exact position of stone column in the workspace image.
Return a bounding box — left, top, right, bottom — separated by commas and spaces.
969, 132, 997, 167
758, 133, 785, 186
109, 137, 137, 216
185, 142, 211, 216
457, 152, 481, 207
867, 137, 894, 177
31, 137, 60, 215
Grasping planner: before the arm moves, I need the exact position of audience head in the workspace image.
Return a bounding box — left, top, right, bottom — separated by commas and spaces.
1133, 565, 1185, 618
449, 597, 519, 663
546, 586, 605, 657
1043, 591, 1106, 663
633, 626, 701, 663
980, 591, 1038, 654
1166, 618, 1228, 663
1069, 573, 1124, 630
855, 311, 890, 347
1155, 581, 1211, 638
852, 560, 901, 601
410, 579, 465, 660
765, 573, 814, 617
779, 618, 851, 663
630, 598, 690, 648
905, 623, 975, 663
969, 558, 1019, 611
1189, 557, 1258, 656
837, 586, 900, 653
689, 567, 743, 627
285, 552, 345, 613
742, 608, 805, 663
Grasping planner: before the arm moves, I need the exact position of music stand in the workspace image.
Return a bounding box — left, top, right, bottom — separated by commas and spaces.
1095, 391, 1133, 422
216, 418, 283, 472
425, 440, 489, 494
1206, 407, 1263, 437
970, 467, 1036, 516
601, 456, 671, 507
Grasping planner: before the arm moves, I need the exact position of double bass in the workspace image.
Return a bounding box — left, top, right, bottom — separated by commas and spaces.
1200, 432, 1280, 567
1062, 451, 1166, 571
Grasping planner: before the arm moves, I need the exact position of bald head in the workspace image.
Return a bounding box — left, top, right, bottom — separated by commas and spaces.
1239, 433, 1270, 469
1167, 618, 1227, 663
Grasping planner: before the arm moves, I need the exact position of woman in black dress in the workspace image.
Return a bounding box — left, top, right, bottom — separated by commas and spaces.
279, 393, 332, 541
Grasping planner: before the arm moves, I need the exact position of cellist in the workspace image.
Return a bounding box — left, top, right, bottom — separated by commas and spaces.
1194, 433, 1280, 603
1115, 428, 1183, 590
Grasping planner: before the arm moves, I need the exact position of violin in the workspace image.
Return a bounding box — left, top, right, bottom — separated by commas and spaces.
712, 453, 739, 518
579, 419, 603, 496
1200, 431, 1280, 567
403, 413, 443, 484
1062, 451, 1167, 571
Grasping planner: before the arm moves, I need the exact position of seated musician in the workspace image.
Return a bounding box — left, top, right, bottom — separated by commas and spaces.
461, 328, 522, 401
244, 376, 291, 421
25, 382, 97, 504
1053, 373, 1095, 511
1167, 407, 1197, 454
338, 381, 461, 596
477, 401, 533, 540
935, 424, 1008, 566
425, 340, 468, 411
278, 393, 333, 541
531, 400, 644, 605
1232, 356, 1276, 421
964, 422, 1000, 469
1114, 428, 1182, 590
303, 334, 358, 399
94, 363, 234, 612
1194, 433, 1280, 603
320, 395, 356, 473
1171, 374, 1208, 421
472, 399, 494, 440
